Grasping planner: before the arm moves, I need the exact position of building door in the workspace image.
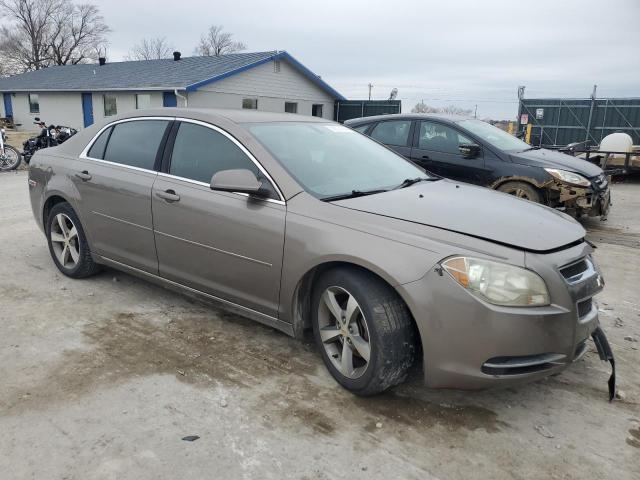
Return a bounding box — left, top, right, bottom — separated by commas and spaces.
81, 93, 94, 127
163, 92, 177, 107
3, 93, 13, 118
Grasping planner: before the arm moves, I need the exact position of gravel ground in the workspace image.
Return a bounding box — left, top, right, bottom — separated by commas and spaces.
0, 170, 638, 480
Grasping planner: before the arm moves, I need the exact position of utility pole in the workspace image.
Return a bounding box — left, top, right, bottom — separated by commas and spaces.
368, 83, 373, 101
474, 104, 478, 118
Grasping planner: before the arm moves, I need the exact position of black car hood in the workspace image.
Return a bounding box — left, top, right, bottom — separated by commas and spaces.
511, 148, 603, 177
335, 180, 585, 252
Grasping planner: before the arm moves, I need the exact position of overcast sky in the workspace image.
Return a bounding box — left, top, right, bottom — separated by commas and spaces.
17, 0, 640, 119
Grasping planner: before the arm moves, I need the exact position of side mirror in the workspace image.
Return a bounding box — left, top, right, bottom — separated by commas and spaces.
34, 117, 40, 122
210, 169, 270, 198
459, 143, 481, 159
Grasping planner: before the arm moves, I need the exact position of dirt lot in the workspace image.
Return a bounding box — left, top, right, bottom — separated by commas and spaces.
0, 170, 638, 480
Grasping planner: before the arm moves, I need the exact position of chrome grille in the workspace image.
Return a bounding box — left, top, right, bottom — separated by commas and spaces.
560, 258, 589, 281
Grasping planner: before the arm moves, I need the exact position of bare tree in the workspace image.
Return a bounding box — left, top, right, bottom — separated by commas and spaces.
195, 25, 246, 56
49, 3, 110, 65
125, 37, 174, 61
411, 102, 473, 116
0, 0, 62, 70
0, 0, 109, 71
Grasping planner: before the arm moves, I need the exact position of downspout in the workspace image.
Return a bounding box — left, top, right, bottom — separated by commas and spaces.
174, 89, 188, 107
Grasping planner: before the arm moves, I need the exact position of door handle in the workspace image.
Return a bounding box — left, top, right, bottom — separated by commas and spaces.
75, 170, 92, 181
421, 155, 430, 160
156, 189, 180, 202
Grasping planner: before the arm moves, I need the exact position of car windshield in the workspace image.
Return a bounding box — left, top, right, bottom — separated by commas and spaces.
247, 122, 429, 199
457, 119, 531, 151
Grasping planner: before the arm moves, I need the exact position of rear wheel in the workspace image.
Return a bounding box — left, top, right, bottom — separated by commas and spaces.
497, 181, 542, 203
311, 267, 418, 396
46, 202, 101, 278
0, 145, 21, 171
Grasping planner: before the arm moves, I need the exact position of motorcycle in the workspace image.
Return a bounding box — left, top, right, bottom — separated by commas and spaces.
0, 127, 22, 171
22, 118, 77, 164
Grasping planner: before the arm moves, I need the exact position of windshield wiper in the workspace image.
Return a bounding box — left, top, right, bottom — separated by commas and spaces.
393, 177, 439, 189
520, 146, 541, 152
321, 189, 389, 202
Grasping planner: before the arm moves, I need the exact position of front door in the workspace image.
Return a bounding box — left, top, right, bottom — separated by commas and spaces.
411, 120, 488, 185
163, 92, 177, 107
72, 119, 171, 273
3, 93, 13, 118
152, 120, 285, 317
81, 93, 94, 127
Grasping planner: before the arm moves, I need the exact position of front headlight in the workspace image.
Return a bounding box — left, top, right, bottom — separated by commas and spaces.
442, 256, 550, 307
544, 168, 590, 187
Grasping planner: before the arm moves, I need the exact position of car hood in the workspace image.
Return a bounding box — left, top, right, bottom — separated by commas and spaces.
510, 148, 603, 177
334, 180, 585, 252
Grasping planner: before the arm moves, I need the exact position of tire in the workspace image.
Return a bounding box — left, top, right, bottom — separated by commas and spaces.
0, 145, 22, 171
496, 181, 542, 203
311, 267, 419, 396
46, 202, 101, 278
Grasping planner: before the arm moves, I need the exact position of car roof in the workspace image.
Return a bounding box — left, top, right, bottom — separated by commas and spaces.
114, 107, 330, 125
344, 113, 472, 125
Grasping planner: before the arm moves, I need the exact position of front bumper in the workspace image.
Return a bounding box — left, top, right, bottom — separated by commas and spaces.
552, 173, 611, 218
398, 241, 606, 389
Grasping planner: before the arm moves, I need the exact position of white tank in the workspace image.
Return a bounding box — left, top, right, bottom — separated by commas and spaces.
599, 132, 636, 167
600, 132, 633, 153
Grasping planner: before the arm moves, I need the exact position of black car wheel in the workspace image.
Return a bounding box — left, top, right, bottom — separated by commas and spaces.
497, 181, 542, 203
46, 202, 101, 278
311, 267, 419, 396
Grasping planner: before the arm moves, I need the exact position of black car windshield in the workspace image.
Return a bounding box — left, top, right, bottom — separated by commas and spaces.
457, 119, 530, 151
247, 122, 429, 199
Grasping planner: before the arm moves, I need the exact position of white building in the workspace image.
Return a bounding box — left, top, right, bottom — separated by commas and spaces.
0, 51, 344, 130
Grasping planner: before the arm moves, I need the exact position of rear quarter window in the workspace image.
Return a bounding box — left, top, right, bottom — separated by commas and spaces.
86, 127, 111, 159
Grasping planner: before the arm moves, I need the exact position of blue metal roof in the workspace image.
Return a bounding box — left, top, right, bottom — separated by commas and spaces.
0, 51, 345, 100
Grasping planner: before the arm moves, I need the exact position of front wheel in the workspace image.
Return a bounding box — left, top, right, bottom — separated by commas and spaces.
311, 267, 419, 396
0, 145, 21, 171
496, 181, 542, 203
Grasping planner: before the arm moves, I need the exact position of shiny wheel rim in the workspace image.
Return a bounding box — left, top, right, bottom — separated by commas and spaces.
0, 148, 19, 170
317, 286, 371, 379
50, 213, 80, 269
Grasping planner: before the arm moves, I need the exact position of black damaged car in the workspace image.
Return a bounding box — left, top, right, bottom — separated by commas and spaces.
345, 114, 610, 218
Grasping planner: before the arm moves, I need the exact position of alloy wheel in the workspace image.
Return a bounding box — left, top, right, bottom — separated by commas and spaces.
50, 213, 80, 269
317, 286, 371, 379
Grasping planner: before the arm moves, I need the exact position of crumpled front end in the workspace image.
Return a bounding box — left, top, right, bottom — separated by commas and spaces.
548, 172, 611, 218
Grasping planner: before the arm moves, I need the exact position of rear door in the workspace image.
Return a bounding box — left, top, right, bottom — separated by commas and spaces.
74, 118, 172, 273
410, 120, 488, 185
151, 120, 286, 317
368, 119, 413, 158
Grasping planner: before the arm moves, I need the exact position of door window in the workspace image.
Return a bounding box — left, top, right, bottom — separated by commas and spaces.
169, 122, 277, 198
103, 120, 169, 170
418, 121, 473, 154
370, 120, 411, 146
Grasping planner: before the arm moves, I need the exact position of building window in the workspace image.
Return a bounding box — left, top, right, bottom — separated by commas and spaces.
242, 98, 258, 110
28, 94, 39, 114
284, 102, 297, 114
135, 94, 151, 110
103, 95, 117, 116
273, 60, 281, 73
312, 104, 323, 117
